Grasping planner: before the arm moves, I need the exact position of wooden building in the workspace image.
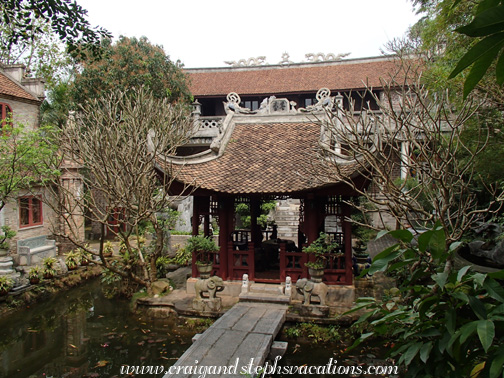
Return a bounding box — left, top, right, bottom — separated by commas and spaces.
156, 56, 399, 286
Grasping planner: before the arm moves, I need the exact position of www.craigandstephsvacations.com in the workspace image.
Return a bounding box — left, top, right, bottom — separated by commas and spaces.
120, 356, 399, 376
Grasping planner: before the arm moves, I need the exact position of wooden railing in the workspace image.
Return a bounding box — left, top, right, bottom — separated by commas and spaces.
191, 251, 220, 278
228, 241, 255, 280
279, 242, 307, 282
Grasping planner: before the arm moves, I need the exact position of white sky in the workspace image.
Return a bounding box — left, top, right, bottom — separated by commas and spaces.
77, 0, 421, 68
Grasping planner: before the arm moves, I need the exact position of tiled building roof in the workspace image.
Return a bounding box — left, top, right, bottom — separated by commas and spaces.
160, 122, 357, 194
0, 72, 39, 102
186, 57, 399, 97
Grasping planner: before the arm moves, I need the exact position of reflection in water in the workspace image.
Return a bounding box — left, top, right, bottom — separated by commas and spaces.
0, 279, 194, 378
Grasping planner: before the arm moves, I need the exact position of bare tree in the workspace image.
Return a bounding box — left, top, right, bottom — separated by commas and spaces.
46, 87, 195, 294
312, 57, 502, 248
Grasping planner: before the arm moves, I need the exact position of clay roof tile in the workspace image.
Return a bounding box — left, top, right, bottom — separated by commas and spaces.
186, 58, 399, 97
0, 72, 38, 101
160, 121, 357, 194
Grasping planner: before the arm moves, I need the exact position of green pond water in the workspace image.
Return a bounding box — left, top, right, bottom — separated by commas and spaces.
0, 280, 194, 378
0, 280, 396, 378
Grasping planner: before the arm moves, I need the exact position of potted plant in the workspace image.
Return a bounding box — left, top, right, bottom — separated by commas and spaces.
103, 241, 114, 257
65, 250, 80, 270
0, 276, 14, 295
28, 266, 42, 284
77, 247, 91, 266
42, 256, 58, 279
302, 232, 340, 282
185, 236, 219, 278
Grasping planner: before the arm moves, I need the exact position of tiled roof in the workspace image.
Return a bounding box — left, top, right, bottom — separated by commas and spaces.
186, 57, 399, 97
0, 72, 38, 101
160, 122, 357, 194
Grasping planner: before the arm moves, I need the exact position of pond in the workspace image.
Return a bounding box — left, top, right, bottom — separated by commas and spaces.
0, 279, 196, 378
0, 280, 397, 378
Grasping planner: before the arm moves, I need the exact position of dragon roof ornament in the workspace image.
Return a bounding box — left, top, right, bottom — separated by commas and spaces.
223, 88, 341, 115
305, 52, 350, 62
224, 56, 266, 67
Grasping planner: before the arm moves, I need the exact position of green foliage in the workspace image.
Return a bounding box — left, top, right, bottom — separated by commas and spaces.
0, 275, 14, 292
64, 250, 80, 269
71, 36, 192, 105
283, 323, 341, 343
184, 317, 214, 332
350, 197, 378, 243
155, 256, 171, 278
235, 200, 276, 229
283, 325, 301, 338
102, 241, 114, 256
449, 0, 504, 97
27, 266, 41, 280
75, 246, 91, 264
185, 236, 218, 265
302, 232, 340, 269
142, 208, 180, 235
170, 230, 192, 235
129, 290, 149, 311
0, 123, 60, 212
169, 245, 192, 266
101, 266, 122, 285
0, 17, 73, 90
42, 257, 57, 270
42, 256, 58, 278
348, 224, 504, 377
0, 225, 16, 250
156, 244, 191, 277
41, 80, 73, 127
413, 0, 504, 98
0, 0, 111, 60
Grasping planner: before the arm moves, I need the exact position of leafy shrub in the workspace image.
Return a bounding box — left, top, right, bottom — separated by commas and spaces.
282, 322, 340, 343
348, 223, 504, 377
185, 236, 218, 265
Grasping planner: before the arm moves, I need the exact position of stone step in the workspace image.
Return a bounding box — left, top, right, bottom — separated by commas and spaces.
275, 211, 297, 216
239, 292, 290, 304
274, 199, 300, 241
276, 222, 298, 226
275, 218, 299, 223
249, 283, 284, 295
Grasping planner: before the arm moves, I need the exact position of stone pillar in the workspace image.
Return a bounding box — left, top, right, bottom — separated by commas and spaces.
285, 276, 292, 298
58, 156, 85, 254
241, 273, 249, 294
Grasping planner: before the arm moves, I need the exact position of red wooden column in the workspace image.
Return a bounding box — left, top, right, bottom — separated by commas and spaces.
218, 196, 234, 280
191, 196, 210, 278
303, 193, 322, 277
304, 194, 322, 244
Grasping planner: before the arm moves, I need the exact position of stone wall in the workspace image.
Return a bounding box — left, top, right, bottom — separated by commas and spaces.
175, 197, 193, 233
1, 97, 41, 131
2, 187, 58, 255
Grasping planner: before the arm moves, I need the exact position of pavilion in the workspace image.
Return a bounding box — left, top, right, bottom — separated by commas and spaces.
155, 88, 369, 286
